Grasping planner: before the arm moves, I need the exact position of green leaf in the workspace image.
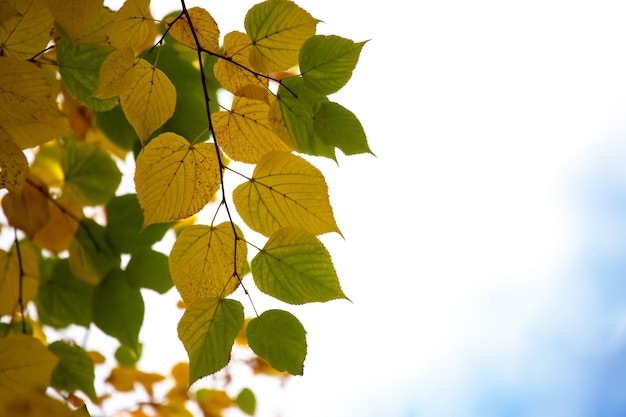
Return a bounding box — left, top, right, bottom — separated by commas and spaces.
56, 37, 118, 111
270, 77, 335, 159
69, 219, 119, 285
48, 340, 97, 402
94, 105, 140, 151
299, 35, 365, 95
62, 139, 122, 206
178, 298, 244, 384
245, 0, 319, 73
246, 309, 306, 375
125, 249, 173, 294
93, 268, 144, 352
313, 101, 371, 156
36, 259, 94, 328
235, 388, 256, 415
0, 321, 33, 337
251, 228, 347, 304
114, 344, 142, 368
104, 194, 172, 255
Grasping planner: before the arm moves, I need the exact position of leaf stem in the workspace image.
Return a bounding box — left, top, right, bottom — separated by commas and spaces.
13, 229, 26, 334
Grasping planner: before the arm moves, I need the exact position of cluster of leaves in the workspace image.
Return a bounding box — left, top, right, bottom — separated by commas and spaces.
0, 0, 369, 414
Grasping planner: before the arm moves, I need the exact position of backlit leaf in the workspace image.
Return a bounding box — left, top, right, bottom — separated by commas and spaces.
299, 35, 366, 95
269, 76, 334, 158
36, 259, 94, 328
0, 392, 74, 417
47, 0, 103, 41
0, 244, 39, 316
135, 133, 220, 226
93, 268, 144, 352
94, 47, 136, 99
168, 7, 220, 54
196, 389, 233, 416
313, 101, 371, 155
0, 138, 28, 193
251, 228, 346, 304
0, 0, 53, 59
2, 178, 49, 238
170, 223, 246, 303
178, 298, 244, 384
244, 0, 319, 73
246, 309, 306, 375
233, 150, 340, 236
120, 59, 176, 142
0, 57, 70, 149
49, 340, 97, 402
32, 192, 83, 254
106, 0, 151, 49
214, 31, 268, 102
0, 335, 58, 394
213, 96, 291, 164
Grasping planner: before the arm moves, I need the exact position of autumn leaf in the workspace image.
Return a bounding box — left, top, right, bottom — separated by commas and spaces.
0, 138, 28, 193
167, 7, 220, 54
170, 223, 247, 303
135, 133, 220, 225
0, 244, 39, 316
246, 309, 307, 375
178, 298, 244, 384
2, 179, 49, 239
213, 31, 269, 102
94, 47, 136, 99
0, 335, 58, 394
196, 389, 233, 417
212, 96, 291, 164
106, 0, 151, 49
233, 150, 340, 236
47, 0, 103, 41
244, 0, 319, 73
0, 57, 70, 149
68, 219, 119, 285
32, 190, 83, 254
120, 59, 176, 142
251, 228, 347, 304
0, 0, 53, 59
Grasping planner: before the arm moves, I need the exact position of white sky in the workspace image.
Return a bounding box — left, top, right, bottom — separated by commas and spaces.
100, 1, 626, 416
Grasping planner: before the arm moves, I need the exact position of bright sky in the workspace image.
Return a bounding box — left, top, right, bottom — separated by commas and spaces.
98, 1, 626, 416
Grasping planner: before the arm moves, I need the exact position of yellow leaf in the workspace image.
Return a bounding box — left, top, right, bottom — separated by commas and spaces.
106, 0, 151, 49
167, 7, 220, 54
213, 31, 268, 102
0, 244, 39, 317
0, 0, 53, 59
2, 176, 50, 239
0, 335, 58, 394
73, 6, 115, 44
0, 138, 28, 193
245, 0, 319, 73
196, 389, 232, 417
213, 96, 290, 164
155, 403, 195, 417
120, 59, 176, 142
47, 0, 103, 41
88, 350, 106, 365
135, 133, 220, 226
0, 57, 70, 149
233, 151, 340, 237
0, 391, 75, 417
166, 362, 190, 403
106, 367, 165, 395
94, 47, 136, 98
170, 223, 247, 303
32, 192, 82, 254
